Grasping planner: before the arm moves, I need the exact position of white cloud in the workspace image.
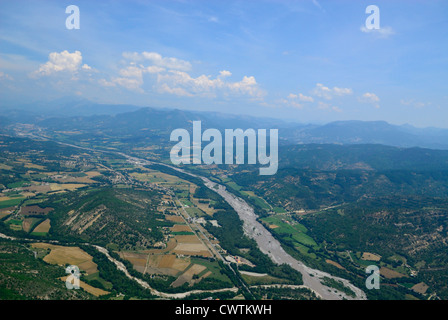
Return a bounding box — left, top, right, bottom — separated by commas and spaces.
359, 92, 380, 109
400, 99, 431, 109
81, 64, 92, 70
145, 66, 166, 74
362, 92, 380, 102
156, 70, 264, 99
31, 50, 91, 78
281, 92, 314, 108
298, 93, 314, 102
359, 92, 380, 108
119, 65, 144, 79
313, 83, 332, 99
158, 83, 193, 97
312, 83, 353, 100
227, 76, 263, 99
333, 87, 353, 96
360, 26, 395, 38
106, 64, 164, 91
102, 51, 264, 100
122, 51, 192, 71
219, 70, 232, 78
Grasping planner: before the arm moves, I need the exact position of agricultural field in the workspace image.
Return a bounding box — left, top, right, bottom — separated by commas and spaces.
22, 217, 43, 233
1, 204, 55, 235
31, 219, 51, 235
59, 276, 110, 297
31, 243, 99, 275
118, 249, 232, 290
240, 272, 290, 286
261, 215, 318, 249
361, 252, 382, 262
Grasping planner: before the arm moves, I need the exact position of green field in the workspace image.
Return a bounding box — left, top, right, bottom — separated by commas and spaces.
7, 181, 27, 189
5, 219, 22, 225
172, 231, 195, 235
0, 198, 24, 209
83, 272, 113, 290
251, 196, 270, 210
190, 257, 233, 284
261, 215, 318, 248
6, 219, 22, 231
226, 181, 242, 191
180, 199, 194, 207
239, 190, 270, 210
30, 232, 48, 237
185, 207, 204, 217
241, 273, 290, 286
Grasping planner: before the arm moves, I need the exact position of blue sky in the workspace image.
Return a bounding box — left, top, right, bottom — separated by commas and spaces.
0, 0, 447, 127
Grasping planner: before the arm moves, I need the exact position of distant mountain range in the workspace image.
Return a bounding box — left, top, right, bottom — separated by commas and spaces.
0, 97, 142, 120
283, 120, 448, 150
2, 98, 448, 150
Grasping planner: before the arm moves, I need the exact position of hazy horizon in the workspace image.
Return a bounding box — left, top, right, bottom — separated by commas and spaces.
1, 0, 447, 127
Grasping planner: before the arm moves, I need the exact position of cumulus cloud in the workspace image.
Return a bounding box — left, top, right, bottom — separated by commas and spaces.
122, 51, 191, 71
298, 93, 314, 102
100, 64, 162, 92
281, 92, 314, 109
312, 83, 353, 100
100, 51, 264, 100
359, 92, 380, 108
31, 50, 91, 78
362, 92, 380, 102
156, 70, 264, 99
145, 66, 166, 74
119, 65, 144, 79
219, 70, 232, 78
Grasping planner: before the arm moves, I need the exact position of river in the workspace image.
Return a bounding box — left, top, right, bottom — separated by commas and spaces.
145, 161, 367, 300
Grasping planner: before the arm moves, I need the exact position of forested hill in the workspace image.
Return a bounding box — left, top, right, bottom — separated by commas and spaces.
278, 143, 448, 171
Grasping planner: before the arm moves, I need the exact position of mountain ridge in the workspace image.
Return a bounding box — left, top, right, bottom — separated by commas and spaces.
3, 98, 448, 150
